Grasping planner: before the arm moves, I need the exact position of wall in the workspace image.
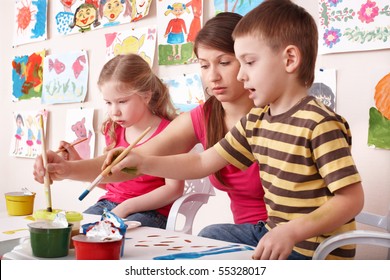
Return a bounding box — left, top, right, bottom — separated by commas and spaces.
0, 1, 389, 259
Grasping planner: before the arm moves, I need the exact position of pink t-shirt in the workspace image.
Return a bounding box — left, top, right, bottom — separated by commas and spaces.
191, 105, 267, 224
100, 119, 172, 217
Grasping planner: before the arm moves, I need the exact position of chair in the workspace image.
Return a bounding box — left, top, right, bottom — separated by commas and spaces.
313, 206, 390, 260
166, 177, 215, 234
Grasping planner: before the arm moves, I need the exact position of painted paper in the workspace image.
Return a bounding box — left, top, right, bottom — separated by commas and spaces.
130, 0, 153, 22
52, 0, 152, 37
12, 50, 45, 102
13, 0, 48, 46
308, 68, 337, 111
105, 25, 157, 66
157, 0, 203, 65
162, 72, 205, 113
319, 0, 390, 54
65, 108, 95, 159
41, 50, 88, 104
10, 110, 48, 159
368, 72, 390, 149
213, 0, 263, 15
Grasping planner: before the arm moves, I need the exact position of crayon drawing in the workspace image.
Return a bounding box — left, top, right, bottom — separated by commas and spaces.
10, 110, 48, 159
12, 50, 45, 102
319, 0, 390, 54
308, 68, 337, 111
53, 0, 145, 37
41, 50, 89, 104
213, 0, 263, 15
368, 72, 390, 150
131, 0, 153, 22
13, 0, 48, 46
157, 0, 203, 66
105, 25, 157, 66
65, 108, 95, 159
162, 72, 204, 113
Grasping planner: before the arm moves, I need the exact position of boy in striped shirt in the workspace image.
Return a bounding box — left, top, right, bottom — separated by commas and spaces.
109, 0, 364, 260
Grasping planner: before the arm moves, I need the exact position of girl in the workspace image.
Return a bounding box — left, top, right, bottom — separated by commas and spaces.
39, 54, 184, 228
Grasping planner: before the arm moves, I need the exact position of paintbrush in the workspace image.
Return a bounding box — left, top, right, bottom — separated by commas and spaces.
39, 114, 52, 212
78, 126, 151, 201
54, 137, 88, 154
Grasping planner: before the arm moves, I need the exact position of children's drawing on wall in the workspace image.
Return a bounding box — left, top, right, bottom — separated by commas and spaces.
308, 68, 337, 110
368, 72, 390, 150
10, 110, 48, 159
213, 0, 263, 15
185, 0, 202, 63
41, 50, 89, 104
162, 72, 204, 113
157, 1, 202, 65
319, 0, 390, 54
13, 0, 48, 46
65, 108, 95, 159
12, 50, 45, 102
105, 25, 157, 66
53, 0, 133, 37
131, 0, 153, 22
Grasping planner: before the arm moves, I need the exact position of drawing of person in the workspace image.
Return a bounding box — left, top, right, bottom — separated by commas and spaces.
185, 0, 202, 62
56, 0, 77, 35
164, 3, 190, 61
69, 3, 101, 33
99, 0, 131, 27
13, 114, 24, 155
131, 0, 152, 22
25, 115, 36, 157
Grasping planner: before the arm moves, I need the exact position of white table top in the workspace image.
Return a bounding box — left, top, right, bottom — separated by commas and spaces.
1, 213, 254, 260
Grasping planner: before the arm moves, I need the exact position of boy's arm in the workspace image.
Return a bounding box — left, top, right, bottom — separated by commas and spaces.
252, 182, 364, 260
110, 178, 185, 218
110, 147, 229, 180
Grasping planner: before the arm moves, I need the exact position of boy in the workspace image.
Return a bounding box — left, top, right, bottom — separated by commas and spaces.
109, 0, 364, 260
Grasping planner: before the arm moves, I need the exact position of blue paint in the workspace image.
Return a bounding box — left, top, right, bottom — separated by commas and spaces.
78, 189, 90, 201
31, 0, 47, 39
153, 244, 254, 260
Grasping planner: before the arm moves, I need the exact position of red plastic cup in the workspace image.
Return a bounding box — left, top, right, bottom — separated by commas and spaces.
72, 235, 123, 260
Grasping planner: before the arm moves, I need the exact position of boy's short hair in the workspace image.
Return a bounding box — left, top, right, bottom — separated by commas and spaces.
232, 0, 318, 87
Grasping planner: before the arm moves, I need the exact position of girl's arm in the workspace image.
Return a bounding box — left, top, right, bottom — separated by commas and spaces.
110, 178, 185, 218
252, 182, 364, 260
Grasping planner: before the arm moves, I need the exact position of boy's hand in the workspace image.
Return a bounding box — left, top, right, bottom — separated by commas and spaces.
252, 224, 296, 260
102, 147, 125, 171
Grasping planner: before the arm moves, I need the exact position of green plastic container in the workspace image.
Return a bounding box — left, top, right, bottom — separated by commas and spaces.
28, 222, 73, 258
33, 209, 83, 248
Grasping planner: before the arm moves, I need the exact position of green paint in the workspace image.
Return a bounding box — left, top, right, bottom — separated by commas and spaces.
368, 107, 390, 150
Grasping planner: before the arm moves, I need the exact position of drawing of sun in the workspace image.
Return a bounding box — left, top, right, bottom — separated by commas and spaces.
15, 0, 37, 34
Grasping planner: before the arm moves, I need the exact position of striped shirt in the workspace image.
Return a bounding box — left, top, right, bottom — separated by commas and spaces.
214, 96, 361, 259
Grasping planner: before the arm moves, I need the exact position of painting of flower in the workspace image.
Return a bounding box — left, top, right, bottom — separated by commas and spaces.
357, 0, 379, 23
319, 0, 390, 54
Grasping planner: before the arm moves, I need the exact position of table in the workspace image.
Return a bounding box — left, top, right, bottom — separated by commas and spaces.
1, 213, 254, 260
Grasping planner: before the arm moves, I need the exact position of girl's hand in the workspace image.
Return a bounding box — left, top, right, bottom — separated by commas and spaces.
57, 140, 82, 161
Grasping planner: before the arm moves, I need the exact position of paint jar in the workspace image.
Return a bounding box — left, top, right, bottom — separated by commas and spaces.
28, 221, 73, 258
5, 192, 36, 216
72, 234, 123, 260
33, 209, 83, 248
